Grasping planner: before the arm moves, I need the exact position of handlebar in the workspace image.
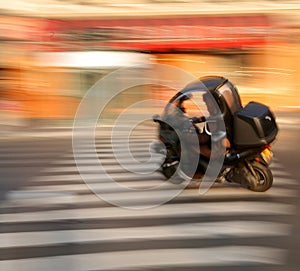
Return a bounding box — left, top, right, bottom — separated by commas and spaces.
191, 116, 206, 124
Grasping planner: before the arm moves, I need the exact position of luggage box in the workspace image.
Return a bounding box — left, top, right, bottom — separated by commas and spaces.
233, 101, 278, 148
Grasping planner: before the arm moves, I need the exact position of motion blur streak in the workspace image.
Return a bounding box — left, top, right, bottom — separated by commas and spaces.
0, 1, 300, 130
0, 1, 300, 271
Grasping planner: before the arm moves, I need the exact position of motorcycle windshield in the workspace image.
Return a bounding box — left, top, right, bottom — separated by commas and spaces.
161, 81, 227, 149
162, 88, 220, 125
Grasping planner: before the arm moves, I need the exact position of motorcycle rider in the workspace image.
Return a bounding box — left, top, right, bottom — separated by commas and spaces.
192, 92, 230, 158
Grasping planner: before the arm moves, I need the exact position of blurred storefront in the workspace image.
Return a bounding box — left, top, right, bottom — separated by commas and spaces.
0, 11, 299, 124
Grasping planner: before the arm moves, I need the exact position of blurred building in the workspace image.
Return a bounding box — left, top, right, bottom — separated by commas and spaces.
0, 1, 300, 123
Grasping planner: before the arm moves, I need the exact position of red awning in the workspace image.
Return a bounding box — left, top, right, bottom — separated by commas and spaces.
0, 14, 271, 51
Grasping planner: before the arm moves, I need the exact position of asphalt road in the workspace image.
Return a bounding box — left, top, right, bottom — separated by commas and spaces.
272, 111, 300, 271
0, 111, 299, 271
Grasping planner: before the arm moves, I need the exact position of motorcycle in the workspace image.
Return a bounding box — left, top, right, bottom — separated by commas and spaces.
153, 76, 278, 192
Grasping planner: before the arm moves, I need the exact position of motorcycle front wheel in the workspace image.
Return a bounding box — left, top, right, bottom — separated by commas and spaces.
161, 161, 179, 179
248, 161, 273, 192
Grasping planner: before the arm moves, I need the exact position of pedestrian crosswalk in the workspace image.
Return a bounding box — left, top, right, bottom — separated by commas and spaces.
0, 125, 298, 271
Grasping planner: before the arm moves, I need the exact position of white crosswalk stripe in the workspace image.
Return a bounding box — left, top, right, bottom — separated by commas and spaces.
0, 247, 287, 271
1, 221, 291, 248
0, 127, 297, 271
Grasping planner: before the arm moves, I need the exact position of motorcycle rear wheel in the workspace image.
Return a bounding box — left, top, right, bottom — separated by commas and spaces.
248, 161, 273, 192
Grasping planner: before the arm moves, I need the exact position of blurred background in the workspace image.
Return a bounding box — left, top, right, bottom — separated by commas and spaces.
1, 2, 300, 271
0, 0, 300, 130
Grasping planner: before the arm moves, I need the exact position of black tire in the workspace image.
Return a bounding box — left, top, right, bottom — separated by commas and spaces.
248, 161, 273, 192
161, 147, 180, 179
162, 163, 178, 179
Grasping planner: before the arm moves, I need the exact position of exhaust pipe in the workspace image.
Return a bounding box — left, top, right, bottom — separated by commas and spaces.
224, 149, 259, 164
